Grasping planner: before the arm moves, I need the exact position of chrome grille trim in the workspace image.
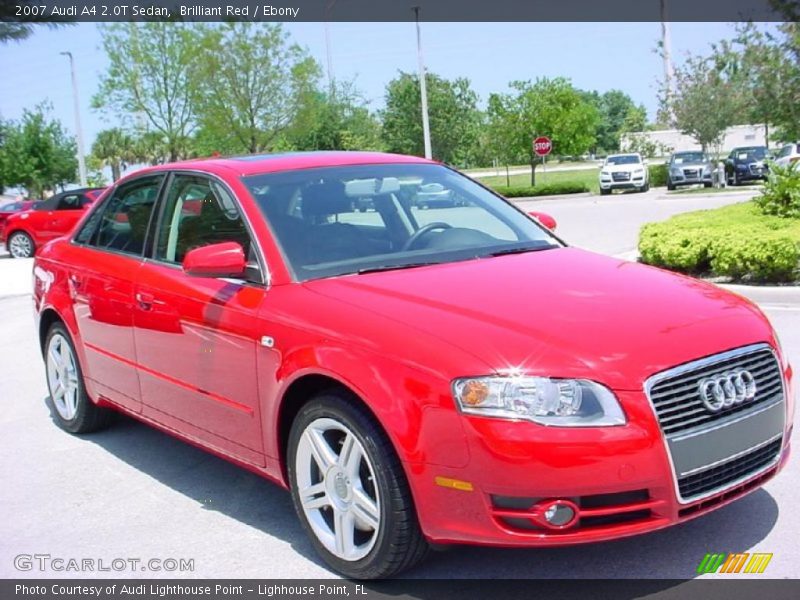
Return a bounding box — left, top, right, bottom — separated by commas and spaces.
648, 345, 781, 435
644, 343, 786, 504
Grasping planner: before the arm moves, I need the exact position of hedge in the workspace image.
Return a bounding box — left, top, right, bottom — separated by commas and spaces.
490, 181, 589, 198
648, 163, 668, 188
639, 202, 800, 282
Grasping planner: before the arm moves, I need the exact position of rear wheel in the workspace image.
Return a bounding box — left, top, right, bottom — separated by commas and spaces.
45, 323, 114, 434
287, 391, 429, 579
8, 231, 34, 258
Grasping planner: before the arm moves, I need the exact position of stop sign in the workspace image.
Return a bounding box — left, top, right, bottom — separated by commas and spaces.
533, 136, 552, 156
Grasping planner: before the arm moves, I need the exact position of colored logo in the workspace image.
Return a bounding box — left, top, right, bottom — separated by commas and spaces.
697, 552, 772, 574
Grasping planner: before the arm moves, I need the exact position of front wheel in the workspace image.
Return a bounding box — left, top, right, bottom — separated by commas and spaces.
287, 391, 428, 578
641, 182, 650, 193
45, 323, 114, 434
8, 231, 34, 258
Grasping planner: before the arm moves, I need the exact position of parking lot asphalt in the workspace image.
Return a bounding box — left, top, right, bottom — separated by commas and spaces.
1, 187, 797, 579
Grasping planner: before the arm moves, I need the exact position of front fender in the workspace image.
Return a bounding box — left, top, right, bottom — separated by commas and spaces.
263, 341, 471, 473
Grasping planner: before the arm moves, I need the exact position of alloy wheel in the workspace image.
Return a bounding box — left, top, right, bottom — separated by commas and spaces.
8, 233, 33, 258
294, 417, 381, 562
46, 332, 80, 421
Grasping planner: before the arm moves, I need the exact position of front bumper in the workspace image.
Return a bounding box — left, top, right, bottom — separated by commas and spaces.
669, 171, 713, 186
600, 172, 647, 190
410, 366, 793, 547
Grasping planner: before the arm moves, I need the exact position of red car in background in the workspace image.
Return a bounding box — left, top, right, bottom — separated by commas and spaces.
0, 199, 37, 239
31, 153, 793, 578
4, 187, 105, 258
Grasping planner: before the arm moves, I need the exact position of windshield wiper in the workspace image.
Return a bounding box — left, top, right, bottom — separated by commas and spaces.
356, 261, 443, 275
485, 244, 557, 257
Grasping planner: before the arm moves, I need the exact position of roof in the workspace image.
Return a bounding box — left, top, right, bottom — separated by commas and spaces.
147, 151, 434, 178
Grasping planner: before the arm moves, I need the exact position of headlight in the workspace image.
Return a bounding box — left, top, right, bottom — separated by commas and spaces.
600, 170, 610, 177
452, 376, 626, 427
670, 168, 681, 176
634, 168, 644, 174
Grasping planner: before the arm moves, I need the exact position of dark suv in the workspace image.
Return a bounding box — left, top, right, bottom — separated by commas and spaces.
725, 146, 769, 186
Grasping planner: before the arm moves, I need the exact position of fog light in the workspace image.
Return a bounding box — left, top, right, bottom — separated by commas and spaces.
533, 499, 579, 529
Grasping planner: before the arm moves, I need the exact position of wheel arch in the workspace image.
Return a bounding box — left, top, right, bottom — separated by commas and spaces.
275, 372, 391, 485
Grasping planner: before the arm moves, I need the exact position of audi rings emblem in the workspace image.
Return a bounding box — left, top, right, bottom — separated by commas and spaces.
698, 370, 757, 413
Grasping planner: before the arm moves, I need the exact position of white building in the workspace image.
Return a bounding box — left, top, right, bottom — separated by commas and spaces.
621, 124, 776, 155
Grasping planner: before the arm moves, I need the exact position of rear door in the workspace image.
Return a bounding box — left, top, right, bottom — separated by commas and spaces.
134, 173, 269, 465
70, 174, 165, 413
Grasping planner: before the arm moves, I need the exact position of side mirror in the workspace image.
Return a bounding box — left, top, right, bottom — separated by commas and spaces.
528, 211, 557, 232
182, 242, 247, 279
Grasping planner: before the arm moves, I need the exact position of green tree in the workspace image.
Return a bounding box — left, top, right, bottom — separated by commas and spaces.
191, 23, 320, 155
487, 78, 600, 184
91, 128, 135, 182
381, 72, 483, 167
285, 81, 383, 152
94, 23, 198, 161
0, 2, 73, 43
0, 105, 77, 198
660, 54, 745, 154
584, 90, 647, 154
714, 20, 800, 143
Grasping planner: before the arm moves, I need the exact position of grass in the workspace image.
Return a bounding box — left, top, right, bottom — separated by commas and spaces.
479, 168, 600, 194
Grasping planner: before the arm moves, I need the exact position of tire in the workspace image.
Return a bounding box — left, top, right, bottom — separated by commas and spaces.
287, 390, 429, 579
667, 181, 675, 191
45, 322, 114, 434
599, 188, 611, 196
732, 172, 739, 186
704, 182, 713, 188
8, 231, 34, 258
642, 182, 650, 193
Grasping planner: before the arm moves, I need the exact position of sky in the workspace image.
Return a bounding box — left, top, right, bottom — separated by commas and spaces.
0, 22, 742, 152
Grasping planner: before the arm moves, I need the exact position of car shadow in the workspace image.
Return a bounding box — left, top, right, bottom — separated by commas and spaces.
46, 398, 780, 582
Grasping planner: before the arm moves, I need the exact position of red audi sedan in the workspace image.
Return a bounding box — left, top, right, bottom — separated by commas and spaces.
4, 187, 105, 258
32, 152, 793, 578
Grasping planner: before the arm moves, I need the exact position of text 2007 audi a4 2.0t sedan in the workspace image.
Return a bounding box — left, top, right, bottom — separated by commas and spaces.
32, 152, 793, 578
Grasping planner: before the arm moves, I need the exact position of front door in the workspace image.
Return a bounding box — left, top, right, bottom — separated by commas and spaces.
134, 173, 268, 465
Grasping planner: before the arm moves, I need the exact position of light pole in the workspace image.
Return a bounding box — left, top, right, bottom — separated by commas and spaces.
60, 51, 88, 187
324, 0, 338, 95
413, 6, 432, 160
660, 0, 675, 106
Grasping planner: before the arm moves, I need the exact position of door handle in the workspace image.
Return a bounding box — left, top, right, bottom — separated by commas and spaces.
69, 273, 83, 289
135, 292, 155, 311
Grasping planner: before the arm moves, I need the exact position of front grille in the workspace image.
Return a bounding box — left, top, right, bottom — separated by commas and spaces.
612, 171, 631, 182
683, 169, 699, 178
648, 347, 782, 436
677, 438, 781, 499
749, 164, 765, 175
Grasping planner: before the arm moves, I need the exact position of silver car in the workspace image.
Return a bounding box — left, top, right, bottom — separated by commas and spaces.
667, 151, 714, 190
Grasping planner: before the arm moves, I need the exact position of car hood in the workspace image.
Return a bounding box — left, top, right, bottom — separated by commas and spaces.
305, 248, 774, 391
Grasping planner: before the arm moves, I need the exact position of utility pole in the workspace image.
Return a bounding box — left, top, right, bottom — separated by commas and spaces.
324, 0, 338, 96
660, 0, 675, 107
414, 6, 432, 160
61, 51, 87, 186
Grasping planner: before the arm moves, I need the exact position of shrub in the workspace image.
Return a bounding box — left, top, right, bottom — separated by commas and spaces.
648, 163, 668, 188
490, 181, 588, 198
638, 201, 800, 282
755, 163, 800, 218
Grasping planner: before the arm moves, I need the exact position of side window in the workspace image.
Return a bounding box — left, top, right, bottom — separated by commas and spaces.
155, 175, 252, 265
56, 194, 81, 210
89, 175, 164, 255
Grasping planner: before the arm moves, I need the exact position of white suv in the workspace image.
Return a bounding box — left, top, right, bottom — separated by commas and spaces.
599, 153, 650, 195
774, 143, 800, 168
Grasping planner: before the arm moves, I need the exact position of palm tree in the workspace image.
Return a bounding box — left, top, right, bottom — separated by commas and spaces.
91, 128, 135, 182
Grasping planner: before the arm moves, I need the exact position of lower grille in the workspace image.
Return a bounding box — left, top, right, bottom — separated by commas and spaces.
677, 438, 781, 499
491, 489, 655, 533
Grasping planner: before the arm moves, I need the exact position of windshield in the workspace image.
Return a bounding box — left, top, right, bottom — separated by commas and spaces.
606, 155, 640, 165
671, 152, 707, 164
242, 163, 562, 282
732, 147, 768, 161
